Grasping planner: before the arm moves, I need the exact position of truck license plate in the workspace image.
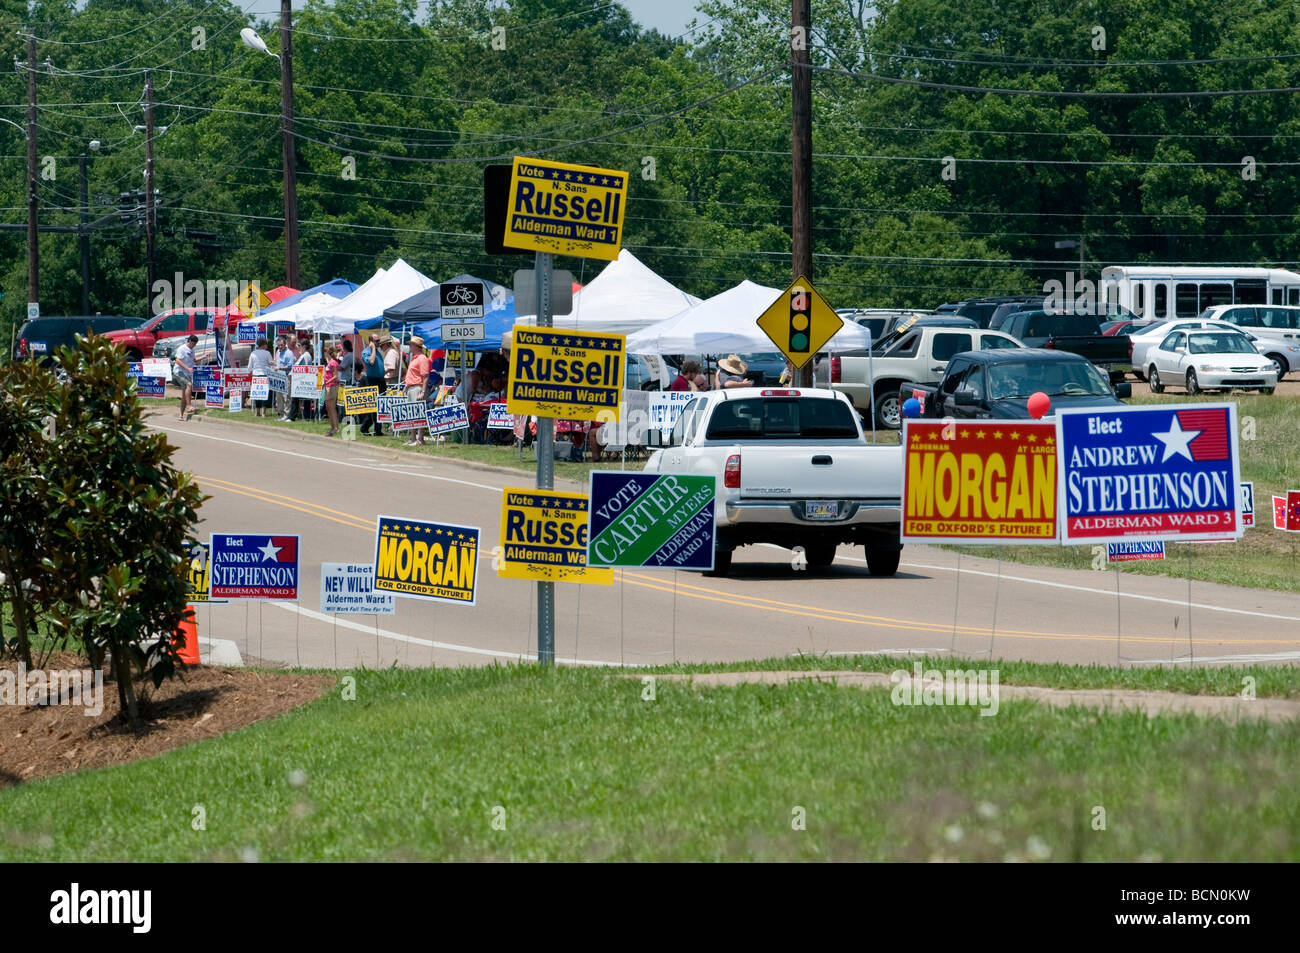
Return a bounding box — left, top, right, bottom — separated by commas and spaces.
806, 501, 839, 520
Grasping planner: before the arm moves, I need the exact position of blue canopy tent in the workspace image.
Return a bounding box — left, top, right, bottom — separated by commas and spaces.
260, 278, 358, 315
375, 274, 520, 352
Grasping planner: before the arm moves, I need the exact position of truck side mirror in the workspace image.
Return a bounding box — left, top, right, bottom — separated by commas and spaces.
954, 388, 978, 406
1114, 382, 1132, 398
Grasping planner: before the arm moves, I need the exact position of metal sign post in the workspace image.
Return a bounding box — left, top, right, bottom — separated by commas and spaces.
535, 251, 555, 665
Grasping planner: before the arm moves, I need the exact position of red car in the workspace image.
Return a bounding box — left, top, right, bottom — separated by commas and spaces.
104, 308, 220, 360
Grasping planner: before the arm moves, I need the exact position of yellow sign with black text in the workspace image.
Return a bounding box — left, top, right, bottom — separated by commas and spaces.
755, 275, 842, 369
185, 542, 225, 604
507, 326, 624, 421
504, 156, 628, 261
342, 385, 378, 415
498, 488, 613, 585
373, 516, 479, 605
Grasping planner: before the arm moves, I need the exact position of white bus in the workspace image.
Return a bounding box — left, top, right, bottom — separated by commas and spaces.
1099, 265, 1300, 321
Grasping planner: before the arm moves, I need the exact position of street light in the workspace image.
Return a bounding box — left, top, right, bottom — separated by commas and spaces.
241, 13, 298, 288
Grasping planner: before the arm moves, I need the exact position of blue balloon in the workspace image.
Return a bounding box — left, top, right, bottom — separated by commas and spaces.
902, 397, 921, 418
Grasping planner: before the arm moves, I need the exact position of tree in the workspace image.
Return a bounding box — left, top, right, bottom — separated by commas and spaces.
0, 336, 206, 723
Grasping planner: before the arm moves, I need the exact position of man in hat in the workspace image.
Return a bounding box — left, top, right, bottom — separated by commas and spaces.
715, 354, 751, 390
359, 332, 387, 436
403, 335, 431, 447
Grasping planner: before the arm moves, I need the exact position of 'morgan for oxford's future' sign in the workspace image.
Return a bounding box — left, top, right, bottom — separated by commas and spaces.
901, 420, 1059, 545
372, 516, 479, 604
1057, 403, 1242, 544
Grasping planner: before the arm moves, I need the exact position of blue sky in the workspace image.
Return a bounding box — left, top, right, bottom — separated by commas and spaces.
621, 0, 704, 39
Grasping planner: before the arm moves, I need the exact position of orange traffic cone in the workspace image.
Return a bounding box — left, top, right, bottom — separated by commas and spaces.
173, 608, 201, 665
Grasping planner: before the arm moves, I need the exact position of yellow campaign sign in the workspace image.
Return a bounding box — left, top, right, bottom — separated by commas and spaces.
186, 542, 222, 603
503, 156, 628, 261
507, 326, 624, 422
756, 275, 843, 369
342, 385, 378, 415
498, 488, 613, 585
372, 516, 479, 605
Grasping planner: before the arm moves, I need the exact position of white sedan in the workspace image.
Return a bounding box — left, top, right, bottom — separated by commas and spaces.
1146, 330, 1277, 395
1128, 319, 1244, 376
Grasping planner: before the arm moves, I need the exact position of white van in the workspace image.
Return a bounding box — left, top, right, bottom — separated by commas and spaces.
1199, 303, 1300, 342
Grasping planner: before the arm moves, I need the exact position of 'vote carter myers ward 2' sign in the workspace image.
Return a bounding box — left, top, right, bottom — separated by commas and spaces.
586, 472, 716, 570
508, 327, 624, 422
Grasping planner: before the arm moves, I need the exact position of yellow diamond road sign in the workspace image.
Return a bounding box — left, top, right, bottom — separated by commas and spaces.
756, 276, 842, 370
236, 283, 272, 317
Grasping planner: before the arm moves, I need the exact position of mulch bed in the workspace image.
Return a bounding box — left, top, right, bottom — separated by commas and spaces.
0, 652, 334, 788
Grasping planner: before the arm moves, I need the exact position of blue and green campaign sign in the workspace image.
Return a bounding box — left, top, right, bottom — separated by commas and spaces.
587, 472, 716, 570
373, 516, 479, 604
209, 534, 299, 600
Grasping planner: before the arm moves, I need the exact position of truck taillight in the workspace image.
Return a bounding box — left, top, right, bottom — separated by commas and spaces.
1043, 340, 1055, 349
1127, 338, 1134, 359
17, 338, 27, 356
724, 453, 741, 489
830, 356, 841, 382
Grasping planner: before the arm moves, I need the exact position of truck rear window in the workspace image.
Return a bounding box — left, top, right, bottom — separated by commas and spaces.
705, 398, 860, 440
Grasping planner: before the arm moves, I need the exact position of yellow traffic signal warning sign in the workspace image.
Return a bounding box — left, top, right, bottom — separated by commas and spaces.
755, 276, 841, 369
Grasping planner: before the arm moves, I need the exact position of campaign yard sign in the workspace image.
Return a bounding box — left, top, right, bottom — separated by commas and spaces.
250, 376, 270, 401
387, 398, 430, 432
508, 327, 624, 422
487, 402, 513, 429
1057, 404, 1242, 544
193, 365, 221, 396
237, 322, 258, 343
142, 357, 171, 382
222, 368, 253, 393
320, 563, 395, 615
373, 517, 479, 605
209, 534, 300, 600
185, 542, 226, 604
267, 370, 289, 396
228, 392, 243, 413
503, 156, 628, 261
290, 366, 324, 398
1107, 541, 1166, 563
205, 386, 225, 408
377, 393, 403, 424
901, 421, 1059, 545
426, 401, 469, 436
587, 472, 716, 570
498, 488, 613, 585
342, 385, 378, 416
648, 391, 693, 436
1274, 491, 1300, 532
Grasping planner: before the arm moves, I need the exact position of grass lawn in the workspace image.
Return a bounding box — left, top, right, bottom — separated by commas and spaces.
1, 659, 1297, 861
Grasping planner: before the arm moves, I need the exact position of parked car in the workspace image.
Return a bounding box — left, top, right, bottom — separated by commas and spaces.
15, 315, 142, 363
1198, 303, 1300, 341
1144, 330, 1277, 395
839, 309, 937, 341
644, 386, 903, 576
998, 310, 1132, 379
831, 324, 1023, 428
1126, 319, 1249, 377
906, 349, 1131, 420
103, 307, 218, 361
989, 298, 1139, 332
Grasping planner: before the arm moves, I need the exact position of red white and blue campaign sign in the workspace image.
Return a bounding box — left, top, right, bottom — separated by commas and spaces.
209, 534, 300, 600
125, 364, 166, 397
1107, 541, 1165, 563
1274, 491, 1300, 532
193, 365, 221, 396
1057, 404, 1242, 544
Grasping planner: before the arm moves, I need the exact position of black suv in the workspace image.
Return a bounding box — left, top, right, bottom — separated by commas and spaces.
14, 315, 142, 363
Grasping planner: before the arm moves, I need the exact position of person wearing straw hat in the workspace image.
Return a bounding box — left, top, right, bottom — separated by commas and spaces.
403, 335, 431, 447
715, 354, 751, 390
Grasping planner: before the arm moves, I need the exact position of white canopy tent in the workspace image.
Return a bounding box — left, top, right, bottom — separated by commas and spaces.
624, 280, 874, 355
241, 291, 341, 332
515, 249, 702, 334
313, 259, 435, 331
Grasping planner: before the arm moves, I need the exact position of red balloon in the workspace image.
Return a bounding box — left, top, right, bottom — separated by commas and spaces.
1027, 391, 1050, 419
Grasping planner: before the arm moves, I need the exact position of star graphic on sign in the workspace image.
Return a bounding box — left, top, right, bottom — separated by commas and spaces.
1027, 433, 1037, 443
435, 528, 443, 535
1010, 431, 1020, 440
1045, 436, 1055, 445
258, 539, 281, 561
564, 172, 572, 180
1152, 415, 1200, 462
960, 430, 970, 438
976, 430, 986, 439
457, 533, 466, 540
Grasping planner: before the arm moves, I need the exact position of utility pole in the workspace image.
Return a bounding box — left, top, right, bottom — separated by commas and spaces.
144, 70, 157, 318
280, 0, 300, 288
791, 0, 813, 387
79, 153, 90, 313
25, 32, 39, 316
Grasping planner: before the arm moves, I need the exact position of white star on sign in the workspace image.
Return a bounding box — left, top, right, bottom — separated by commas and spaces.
1152, 415, 1200, 463
258, 539, 281, 561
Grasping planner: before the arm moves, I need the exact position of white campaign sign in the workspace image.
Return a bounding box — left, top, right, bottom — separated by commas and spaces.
320, 562, 395, 615
142, 357, 172, 382
250, 376, 270, 400
228, 392, 243, 413
649, 391, 693, 434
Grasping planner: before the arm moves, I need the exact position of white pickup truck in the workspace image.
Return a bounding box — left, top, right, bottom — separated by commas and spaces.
644, 386, 903, 576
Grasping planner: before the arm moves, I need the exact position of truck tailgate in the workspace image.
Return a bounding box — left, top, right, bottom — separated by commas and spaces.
739, 445, 900, 500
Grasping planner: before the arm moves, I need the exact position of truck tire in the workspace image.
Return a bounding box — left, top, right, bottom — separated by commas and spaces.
706, 549, 732, 577
805, 542, 835, 568
874, 391, 902, 430
865, 545, 901, 577
125, 348, 142, 361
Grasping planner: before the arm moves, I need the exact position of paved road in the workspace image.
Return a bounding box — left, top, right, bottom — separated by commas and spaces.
149, 412, 1300, 671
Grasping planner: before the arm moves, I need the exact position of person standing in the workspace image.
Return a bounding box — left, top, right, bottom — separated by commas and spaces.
338, 339, 359, 387
174, 334, 198, 421
322, 344, 341, 437
669, 359, 701, 392
247, 337, 273, 417
714, 354, 751, 390
403, 336, 431, 447
383, 334, 401, 437
275, 336, 295, 419
359, 333, 387, 436
288, 341, 315, 422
